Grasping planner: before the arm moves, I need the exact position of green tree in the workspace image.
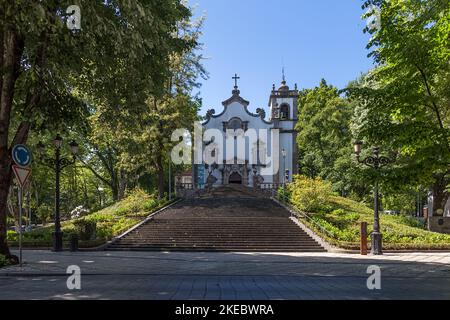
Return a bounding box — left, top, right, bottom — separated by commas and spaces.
296, 80, 367, 197
78, 12, 206, 200
349, 0, 450, 215
0, 0, 194, 258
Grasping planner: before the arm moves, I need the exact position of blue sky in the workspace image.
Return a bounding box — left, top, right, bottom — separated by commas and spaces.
189, 0, 375, 115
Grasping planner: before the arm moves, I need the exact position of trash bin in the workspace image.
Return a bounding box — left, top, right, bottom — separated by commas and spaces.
69, 234, 79, 252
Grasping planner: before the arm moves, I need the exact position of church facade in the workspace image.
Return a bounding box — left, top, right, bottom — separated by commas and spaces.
196, 76, 299, 188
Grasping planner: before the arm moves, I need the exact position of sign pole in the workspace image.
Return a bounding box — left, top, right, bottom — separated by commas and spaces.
17, 185, 23, 267
27, 188, 31, 230
169, 159, 172, 201
11, 144, 33, 267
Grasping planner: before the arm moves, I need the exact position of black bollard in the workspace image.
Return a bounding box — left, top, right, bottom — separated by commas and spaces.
69, 234, 79, 252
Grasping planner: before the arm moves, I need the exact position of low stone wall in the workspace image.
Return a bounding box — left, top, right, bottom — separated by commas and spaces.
428, 217, 450, 234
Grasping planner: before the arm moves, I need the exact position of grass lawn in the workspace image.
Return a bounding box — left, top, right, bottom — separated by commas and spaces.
7, 189, 173, 249
280, 175, 450, 250
287, 195, 450, 250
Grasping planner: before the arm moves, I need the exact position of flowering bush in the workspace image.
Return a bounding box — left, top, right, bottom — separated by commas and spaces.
70, 206, 90, 219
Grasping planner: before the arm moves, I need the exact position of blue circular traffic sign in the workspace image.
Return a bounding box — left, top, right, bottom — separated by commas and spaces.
12, 144, 32, 168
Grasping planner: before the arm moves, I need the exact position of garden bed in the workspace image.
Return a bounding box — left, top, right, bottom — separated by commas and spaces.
7, 189, 174, 250
280, 176, 450, 251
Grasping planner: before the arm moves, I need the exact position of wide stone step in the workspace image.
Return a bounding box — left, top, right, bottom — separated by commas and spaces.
108, 248, 327, 252
141, 224, 299, 228
114, 245, 323, 249
113, 245, 323, 250
127, 235, 311, 239
136, 225, 306, 229
150, 219, 291, 222
145, 222, 298, 228
122, 236, 315, 240
131, 230, 309, 234
145, 223, 298, 227
113, 243, 321, 250
135, 230, 305, 234
123, 234, 312, 237
113, 238, 319, 243
137, 226, 305, 230
141, 222, 300, 225
151, 219, 290, 221
152, 219, 292, 222
114, 238, 322, 244
123, 235, 314, 239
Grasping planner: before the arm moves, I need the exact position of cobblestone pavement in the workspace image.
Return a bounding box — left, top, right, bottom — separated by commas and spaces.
1, 250, 449, 300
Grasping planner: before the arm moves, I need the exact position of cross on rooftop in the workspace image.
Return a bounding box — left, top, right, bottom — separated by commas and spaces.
232, 73, 240, 88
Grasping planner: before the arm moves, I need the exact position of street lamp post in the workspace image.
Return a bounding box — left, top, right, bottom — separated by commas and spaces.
252, 165, 258, 189
168, 157, 172, 201
98, 187, 105, 207
353, 141, 394, 255
281, 149, 287, 191
36, 135, 79, 252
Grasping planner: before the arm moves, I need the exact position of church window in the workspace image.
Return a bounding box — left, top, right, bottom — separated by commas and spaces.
228, 118, 243, 130
280, 104, 290, 120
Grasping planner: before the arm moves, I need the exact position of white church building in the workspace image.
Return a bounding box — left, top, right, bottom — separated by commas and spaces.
195, 75, 299, 188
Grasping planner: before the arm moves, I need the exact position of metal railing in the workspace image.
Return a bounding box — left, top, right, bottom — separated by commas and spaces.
259, 183, 285, 190
176, 183, 194, 190
176, 183, 206, 190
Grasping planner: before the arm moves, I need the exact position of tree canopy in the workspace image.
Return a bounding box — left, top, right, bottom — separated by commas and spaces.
0, 0, 203, 258
349, 0, 450, 214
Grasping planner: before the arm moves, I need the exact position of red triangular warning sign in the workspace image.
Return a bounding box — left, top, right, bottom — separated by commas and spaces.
12, 165, 32, 188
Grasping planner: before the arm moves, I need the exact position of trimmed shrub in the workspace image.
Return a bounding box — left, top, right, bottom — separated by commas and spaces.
0, 254, 7, 268
287, 175, 334, 213
73, 219, 97, 241
7, 230, 18, 242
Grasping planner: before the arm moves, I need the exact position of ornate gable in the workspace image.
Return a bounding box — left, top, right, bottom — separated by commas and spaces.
221, 87, 249, 107
203, 74, 273, 126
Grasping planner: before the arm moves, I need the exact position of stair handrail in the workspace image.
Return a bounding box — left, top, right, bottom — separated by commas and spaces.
274, 191, 336, 240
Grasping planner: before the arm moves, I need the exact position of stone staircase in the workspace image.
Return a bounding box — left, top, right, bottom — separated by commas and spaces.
106, 190, 326, 252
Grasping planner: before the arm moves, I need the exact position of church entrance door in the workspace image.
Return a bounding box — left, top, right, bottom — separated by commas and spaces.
229, 172, 243, 185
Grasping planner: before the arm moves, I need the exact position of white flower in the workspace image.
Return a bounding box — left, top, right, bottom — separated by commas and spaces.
70, 206, 90, 219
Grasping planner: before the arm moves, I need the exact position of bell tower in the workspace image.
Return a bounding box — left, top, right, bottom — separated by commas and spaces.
268, 73, 300, 182
269, 71, 299, 122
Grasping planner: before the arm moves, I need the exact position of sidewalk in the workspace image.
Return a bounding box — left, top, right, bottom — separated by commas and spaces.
2, 250, 450, 276
0, 250, 449, 300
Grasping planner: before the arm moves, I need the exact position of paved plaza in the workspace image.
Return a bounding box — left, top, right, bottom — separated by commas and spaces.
1, 250, 450, 300
2, 190, 449, 300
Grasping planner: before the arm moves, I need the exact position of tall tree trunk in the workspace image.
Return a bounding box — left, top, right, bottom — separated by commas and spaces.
156, 156, 165, 200
0, 28, 24, 258
118, 170, 127, 200
0, 164, 13, 257
111, 183, 119, 202
81, 149, 120, 201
